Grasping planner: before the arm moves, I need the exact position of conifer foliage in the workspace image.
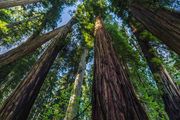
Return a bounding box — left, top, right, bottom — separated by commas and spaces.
0, 0, 179, 120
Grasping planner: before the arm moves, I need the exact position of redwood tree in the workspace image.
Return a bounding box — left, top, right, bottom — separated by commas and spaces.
0, 0, 41, 9
0, 18, 75, 120
0, 18, 75, 68
131, 25, 180, 120
111, 0, 180, 54
93, 16, 148, 120
129, 4, 180, 54
64, 48, 88, 120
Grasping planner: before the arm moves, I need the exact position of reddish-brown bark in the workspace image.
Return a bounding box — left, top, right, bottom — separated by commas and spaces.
0, 18, 75, 120
92, 16, 148, 120
0, 18, 75, 68
131, 25, 180, 120
0, 0, 41, 9
130, 4, 180, 55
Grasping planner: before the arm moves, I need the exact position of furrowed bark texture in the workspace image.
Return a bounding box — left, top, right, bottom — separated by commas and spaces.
64, 48, 88, 120
0, 0, 41, 9
0, 18, 75, 120
130, 4, 180, 54
92, 16, 148, 120
132, 26, 180, 120
0, 18, 75, 68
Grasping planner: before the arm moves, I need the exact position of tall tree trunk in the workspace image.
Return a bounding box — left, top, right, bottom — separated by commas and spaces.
64, 48, 88, 120
0, 0, 41, 9
0, 18, 75, 68
129, 4, 180, 54
0, 19, 74, 120
131, 25, 180, 120
93, 16, 148, 120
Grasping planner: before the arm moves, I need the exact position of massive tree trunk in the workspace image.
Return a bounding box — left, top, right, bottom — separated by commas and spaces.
92, 16, 148, 120
129, 4, 180, 55
131, 25, 180, 120
0, 0, 41, 9
0, 19, 75, 120
64, 48, 88, 120
0, 18, 75, 68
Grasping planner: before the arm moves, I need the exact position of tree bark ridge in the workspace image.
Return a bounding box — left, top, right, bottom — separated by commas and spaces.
131, 25, 180, 120
0, 17, 76, 68
0, 0, 41, 9
0, 18, 75, 120
93, 16, 148, 120
130, 4, 180, 54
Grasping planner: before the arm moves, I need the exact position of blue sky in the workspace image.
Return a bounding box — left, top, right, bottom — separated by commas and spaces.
0, 1, 81, 54
0, 0, 179, 54
57, 1, 81, 27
